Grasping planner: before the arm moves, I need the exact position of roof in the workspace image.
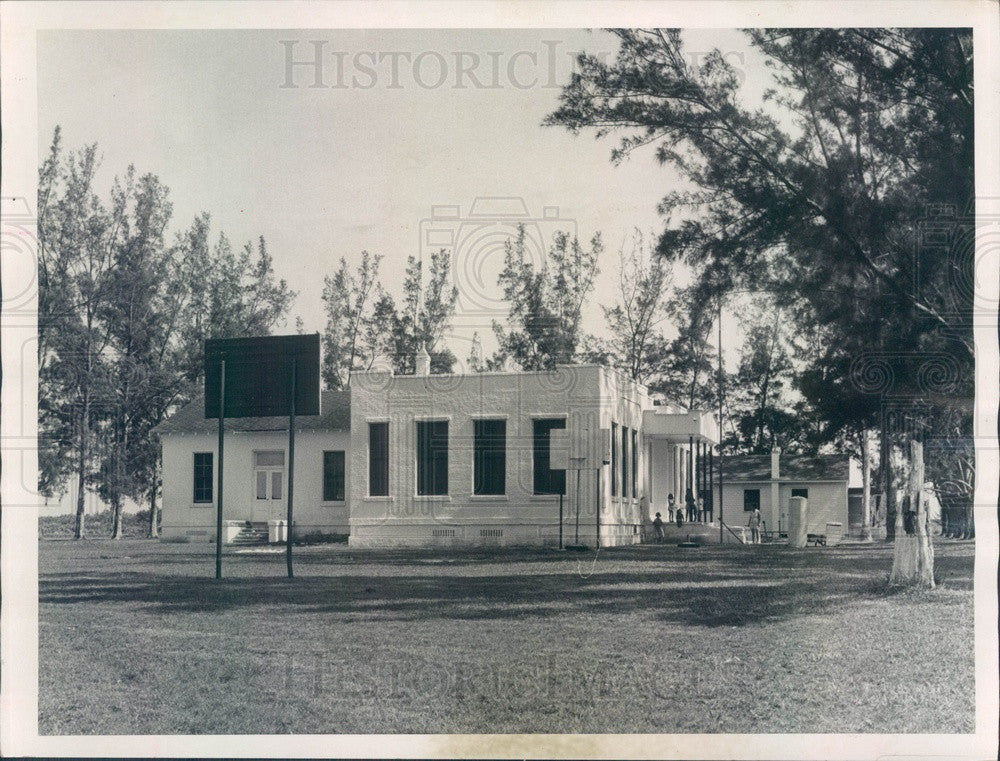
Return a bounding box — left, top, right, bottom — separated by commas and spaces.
721, 453, 849, 483
152, 389, 350, 435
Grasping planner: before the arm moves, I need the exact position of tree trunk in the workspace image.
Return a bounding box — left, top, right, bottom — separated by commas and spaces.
881, 419, 895, 542
73, 398, 88, 540
860, 429, 872, 541
111, 421, 126, 540
889, 438, 935, 588
111, 497, 124, 539
148, 458, 159, 539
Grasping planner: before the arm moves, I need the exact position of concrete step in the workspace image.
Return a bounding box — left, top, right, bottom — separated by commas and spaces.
231, 526, 269, 545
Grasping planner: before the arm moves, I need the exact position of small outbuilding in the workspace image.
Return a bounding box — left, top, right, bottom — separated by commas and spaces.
717, 449, 849, 540
153, 389, 352, 543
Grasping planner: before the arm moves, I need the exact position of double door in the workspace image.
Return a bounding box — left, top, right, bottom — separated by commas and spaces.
252, 450, 285, 522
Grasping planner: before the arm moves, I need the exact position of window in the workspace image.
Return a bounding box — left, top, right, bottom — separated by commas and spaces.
621, 425, 629, 498
791, 487, 809, 499
253, 451, 285, 501
744, 489, 761, 512
416, 420, 449, 496
323, 451, 346, 501
473, 419, 506, 495
611, 422, 619, 497
369, 422, 389, 496
533, 418, 566, 495
193, 452, 213, 503
631, 428, 638, 497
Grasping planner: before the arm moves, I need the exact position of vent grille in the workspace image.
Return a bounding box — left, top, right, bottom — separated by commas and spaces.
432, 529, 456, 537
480, 529, 503, 538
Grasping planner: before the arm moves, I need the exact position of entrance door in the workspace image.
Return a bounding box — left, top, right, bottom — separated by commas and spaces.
252, 450, 285, 522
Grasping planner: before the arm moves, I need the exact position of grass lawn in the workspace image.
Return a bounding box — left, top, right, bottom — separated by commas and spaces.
38, 537, 975, 735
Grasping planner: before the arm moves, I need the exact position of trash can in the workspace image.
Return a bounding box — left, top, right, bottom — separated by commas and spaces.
268, 520, 287, 544
825, 522, 843, 546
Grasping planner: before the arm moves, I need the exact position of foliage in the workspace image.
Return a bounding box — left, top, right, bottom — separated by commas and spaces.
580, 231, 672, 384
321, 248, 459, 386
320, 251, 384, 389
37, 128, 296, 537
546, 29, 975, 556
379, 249, 458, 375
490, 225, 601, 370
645, 283, 718, 411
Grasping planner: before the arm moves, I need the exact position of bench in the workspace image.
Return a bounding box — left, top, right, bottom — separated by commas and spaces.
806, 533, 827, 546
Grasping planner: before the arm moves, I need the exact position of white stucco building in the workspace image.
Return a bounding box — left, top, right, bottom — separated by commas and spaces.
717, 449, 849, 540
154, 358, 721, 548
154, 390, 351, 542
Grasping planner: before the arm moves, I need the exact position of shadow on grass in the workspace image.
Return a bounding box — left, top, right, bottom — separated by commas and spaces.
39, 542, 973, 628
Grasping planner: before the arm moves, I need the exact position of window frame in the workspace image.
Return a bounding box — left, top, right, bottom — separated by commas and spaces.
368, 421, 390, 497
631, 428, 638, 498
611, 422, 619, 497
192, 452, 213, 504
532, 417, 566, 496
791, 487, 809, 499
252, 449, 285, 502
416, 419, 449, 496
473, 418, 506, 496
322, 450, 346, 502
621, 425, 629, 499
743, 488, 761, 512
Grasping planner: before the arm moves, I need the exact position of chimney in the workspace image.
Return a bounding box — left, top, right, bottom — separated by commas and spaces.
771, 447, 781, 480
415, 343, 431, 376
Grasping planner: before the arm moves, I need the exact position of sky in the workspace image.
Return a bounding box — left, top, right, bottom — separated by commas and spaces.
37, 27, 769, 365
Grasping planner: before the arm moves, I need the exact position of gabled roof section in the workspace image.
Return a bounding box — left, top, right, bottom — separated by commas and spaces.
721, 455, 772, 481
152, 389, 350, 435
722, 453, 849, 483
781, 454, 849, 482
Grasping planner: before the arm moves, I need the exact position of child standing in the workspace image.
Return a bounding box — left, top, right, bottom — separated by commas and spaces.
652, 512, 665, 543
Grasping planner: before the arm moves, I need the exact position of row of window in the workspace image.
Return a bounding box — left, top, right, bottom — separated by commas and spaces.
609, 423, 639, 499
191, 416, 649, 504
742, 487, 808, 511
192, 450, 346, 504
368, 418, 567, 497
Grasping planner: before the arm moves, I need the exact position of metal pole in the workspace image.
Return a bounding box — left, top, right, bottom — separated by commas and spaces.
286, 358, 296, 579
708, 447, 714, 522
595, 468, 600, 548
574, 468, 582, 546
216, 359, 225, 579
718, 297, 725, 545
559, 492, 564, 549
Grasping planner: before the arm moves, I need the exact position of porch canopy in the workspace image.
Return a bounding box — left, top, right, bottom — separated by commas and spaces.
642, 408, 719, 445
642, 408, 720, 521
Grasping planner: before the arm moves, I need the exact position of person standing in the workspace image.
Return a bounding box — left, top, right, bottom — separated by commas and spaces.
748, 506, 763, 544
667, 493, 677, 522
652, 512, 665, 543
